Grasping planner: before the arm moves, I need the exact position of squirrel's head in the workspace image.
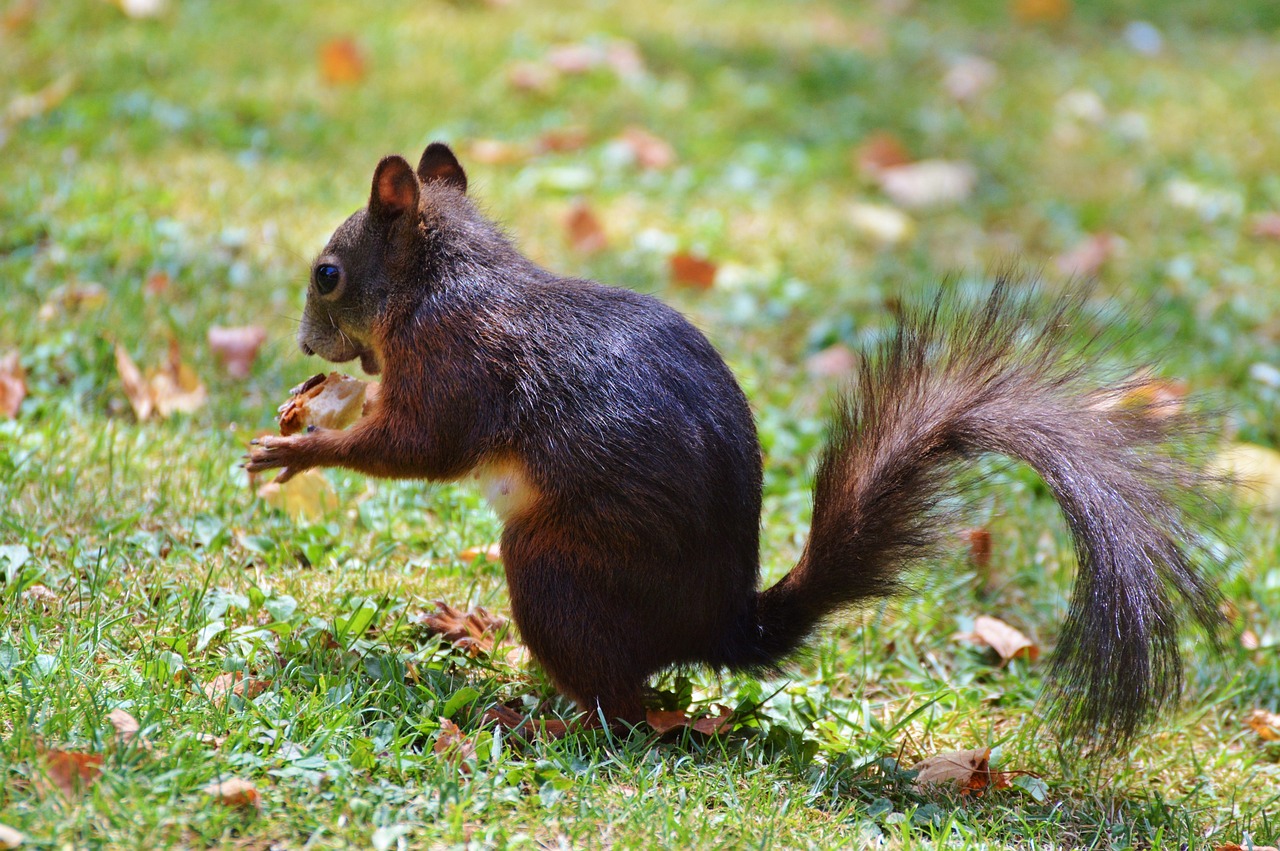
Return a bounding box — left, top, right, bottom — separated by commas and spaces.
297, 142, 468, 375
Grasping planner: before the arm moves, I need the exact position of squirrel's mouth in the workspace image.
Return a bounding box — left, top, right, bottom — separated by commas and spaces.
357, 347, 382, 376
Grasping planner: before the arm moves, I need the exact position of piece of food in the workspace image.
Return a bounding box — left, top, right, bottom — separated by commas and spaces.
277, 372, 375, 435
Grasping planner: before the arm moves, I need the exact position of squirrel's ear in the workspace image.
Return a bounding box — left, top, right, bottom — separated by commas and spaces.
370, 155, 420, 221
416, 142, 467, 194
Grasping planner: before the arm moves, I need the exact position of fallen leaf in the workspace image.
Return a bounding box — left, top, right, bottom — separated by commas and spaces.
203, 671, 270, 706
4, 74, 75, 130
19, 584, 57, 608
877, 160, 976, 209
419, 602, 508, 656
957, 615, 1039, 663
536, 126, 590, 154
207, 326, 266, 379
565, 200, 608, 254
618, 126, 675, 170
257, 469, 341, 520
1012, 0, 1071, 23
319, 37, 365, 85
115, 344, 153, 421
277, 371, 372, 436
201, 778, 260, 808
1211, 443, 1280, 511
37, 282, 106, 321
507, 61, 557, 93
106, 708, 140, 744
805, 344, 857, 379
0, 352, 26, 418
854, 131, 912, 179
847, 201, 914, 245
459, 542, 502, 563
1054, 233, 1116, 277
1246, 709, 1280, 741
911, 747, 1006, 796
669, 253, 718, 289
434, 718, 477, 770
1216, 845, 1280, 851
144, 270, 170, 296
0, 823, 23, 849
466, 138, 530, 165
943, 55, 998, 102
116, 341, 207, 421
960, 527, 992, 569
42, 749, 102, 797
646, 705, 733, 736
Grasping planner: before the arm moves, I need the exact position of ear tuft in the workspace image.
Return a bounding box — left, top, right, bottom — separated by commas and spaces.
417, 142, 467, 194
370, 155, 420, 221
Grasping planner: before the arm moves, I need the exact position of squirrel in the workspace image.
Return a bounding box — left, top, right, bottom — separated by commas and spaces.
246, 142, 1223, 742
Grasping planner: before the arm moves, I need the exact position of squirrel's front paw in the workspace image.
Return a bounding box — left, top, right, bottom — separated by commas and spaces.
245, 435, 312, 484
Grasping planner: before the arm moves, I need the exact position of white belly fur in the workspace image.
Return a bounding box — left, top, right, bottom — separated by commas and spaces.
473, 458, 538, 522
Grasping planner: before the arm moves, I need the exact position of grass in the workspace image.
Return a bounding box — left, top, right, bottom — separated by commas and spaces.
3, 0, 1280, 847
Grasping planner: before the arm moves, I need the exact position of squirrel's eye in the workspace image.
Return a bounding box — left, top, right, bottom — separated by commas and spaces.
314, 263, 341, 295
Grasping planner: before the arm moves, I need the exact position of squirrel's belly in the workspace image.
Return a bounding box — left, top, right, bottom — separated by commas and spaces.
473, 457, 539, 522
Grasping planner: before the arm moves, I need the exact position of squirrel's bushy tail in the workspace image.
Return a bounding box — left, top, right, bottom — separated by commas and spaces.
745, 282, 1223, 742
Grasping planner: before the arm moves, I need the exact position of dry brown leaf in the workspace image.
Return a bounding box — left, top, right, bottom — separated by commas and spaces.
202, 778, 261, 808
618, 126, 675, 170
37, 282, 106, 320
203, 671, 270, 706
911, 747, 1006, 796
319, 37, 365, 85
1012, 0, 1071, 23
419, 602, 508, 656
646, 706, 733, 736
507, 61, 557, 93
106, 708, 140, 744
42, 749, 102, 797
854, 131, 912, 179
537, 126, 590, 154
1246, 709, 1280, 741
960, 527, 992, 570
144, 270, 170, 296
115, 341, 207, 421
0, 351, 26, 418
207, 326, 267, 379
669, 253, 718, 289
1216, 845, 1280, 851
0, 822, 23, 849
878, 160, 976, 209
466, 139, 530, 165
959, 615, 1039, 663
257, 468, 341, 519
805, 344, 857, 379
434, 718, 477, 772
20, 583, 55, 605
1054, 233, 1116, 278
5, 74, 75, 130
1212, 443, 1280, 511
565, 201, 608, 254
459, 542, 502, 563
277, 371, 372, 436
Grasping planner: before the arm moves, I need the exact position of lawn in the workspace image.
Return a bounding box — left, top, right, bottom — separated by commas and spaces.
3, 0, 1280, 848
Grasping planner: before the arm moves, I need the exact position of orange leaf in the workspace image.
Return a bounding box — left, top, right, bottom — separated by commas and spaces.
1247, 709, 1280, 741
144, 270, 170, 296
1012, 0, 1071, 23
669, 253, 717, 289
646, 705, 733, 736
565, 201, 608, 254
854, 131, 912, 179
618, 126, 675, 170
42, 749, 102, 797
207, 326, 266, 379
201, 778, 261, 808
960, 527, 992, 569
434, 718, 477, 772
645, 709, 689, 735
0, 352, 26, 418
419, 601, 507, 656
1217, 845, 1280, 851
319, 37, 366, 85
